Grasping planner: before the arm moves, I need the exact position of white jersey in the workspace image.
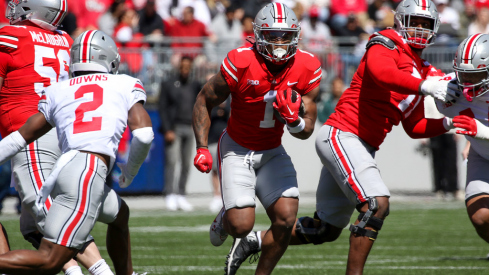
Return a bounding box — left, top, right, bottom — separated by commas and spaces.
38, 73, 146, 166
436, 74, 489, 160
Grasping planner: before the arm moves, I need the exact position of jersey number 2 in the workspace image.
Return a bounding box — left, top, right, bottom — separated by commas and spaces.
73, 84, 103, 134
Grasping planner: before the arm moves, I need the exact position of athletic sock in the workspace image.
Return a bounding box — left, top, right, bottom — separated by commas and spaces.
256, 231, 262, 249
65, 266, 83, 275
88, 259, 114, 275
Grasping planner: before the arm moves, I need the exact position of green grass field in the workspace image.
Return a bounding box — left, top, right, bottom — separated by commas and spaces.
1, 200, 488, 275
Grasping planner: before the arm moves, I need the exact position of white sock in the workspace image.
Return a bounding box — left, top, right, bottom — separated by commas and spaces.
88, 259, 114, 275
65, 266, 83, 275
256, 231, 262, 249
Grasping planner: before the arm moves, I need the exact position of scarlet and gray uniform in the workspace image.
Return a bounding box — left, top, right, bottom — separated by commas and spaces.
316, 29, 449, 228
0, 25, 71, 235
435, 73, 489, 202
219, 47, 321, 210
38, 73, 146, 249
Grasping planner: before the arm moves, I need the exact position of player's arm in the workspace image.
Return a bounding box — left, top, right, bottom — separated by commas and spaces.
192, 71, 231, 149
452, 115, 489, 140
117, 102, 154, 188
401, 100, 453, 139
192, 71, 231, 173
0, 113, 52, 165
289, 86, 319, 140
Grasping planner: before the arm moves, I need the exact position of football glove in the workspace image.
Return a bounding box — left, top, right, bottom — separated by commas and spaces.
420, 78, 459, 103
194, 148, 212, 173
453, 115, 489, 139
117, 162, 135, 188
273, 88, 302, 124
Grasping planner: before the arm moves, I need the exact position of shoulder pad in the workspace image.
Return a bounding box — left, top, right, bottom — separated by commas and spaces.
227, 47, 253, 68
366, 35, 397, 51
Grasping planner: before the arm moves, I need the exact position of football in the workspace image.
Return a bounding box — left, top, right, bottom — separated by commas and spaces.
273, 89, 305, 124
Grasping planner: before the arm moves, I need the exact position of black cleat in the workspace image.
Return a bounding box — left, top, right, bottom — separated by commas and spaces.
224, 231, 261, 275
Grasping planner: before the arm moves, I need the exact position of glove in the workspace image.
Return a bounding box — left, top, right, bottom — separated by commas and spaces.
194, 148, 213, 173
117, 162, 135, 188
272, 88, 301, 124
420, 79, 459, 103
453, 115, 489, 139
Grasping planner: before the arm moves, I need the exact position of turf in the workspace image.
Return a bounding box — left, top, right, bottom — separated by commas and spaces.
1, 200, 488, 275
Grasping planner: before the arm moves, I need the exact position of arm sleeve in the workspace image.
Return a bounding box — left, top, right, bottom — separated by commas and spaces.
365, 45, 423, 95
0, 51, 12, 78
220, 52, 239, 91
402, 99, 448, 138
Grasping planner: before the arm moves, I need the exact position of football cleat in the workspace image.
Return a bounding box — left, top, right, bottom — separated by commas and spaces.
210, 207, 228, 246
225, 231, 261, 275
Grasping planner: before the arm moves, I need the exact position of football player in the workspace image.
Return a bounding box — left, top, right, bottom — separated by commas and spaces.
0, 30, 152, 275
434, 33, 489, 254
192, 3, 321, 274
221, 0, 461, 274
0, 1, 116, 275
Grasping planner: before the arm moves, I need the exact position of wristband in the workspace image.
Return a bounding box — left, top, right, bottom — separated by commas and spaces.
443, 117, 454, 130
287, 117, 305, 134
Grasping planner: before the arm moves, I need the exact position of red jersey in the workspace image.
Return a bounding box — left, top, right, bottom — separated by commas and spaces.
0, 25, 72, 137
327, 29, 445, 150
220, 47, 322, 151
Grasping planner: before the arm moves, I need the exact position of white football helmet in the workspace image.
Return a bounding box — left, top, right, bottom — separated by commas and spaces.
394, 0, 440, 49
253, 2, 300, 64
6, 0, 68, 31
70, 30, 120, 76
453, 33, 489, 102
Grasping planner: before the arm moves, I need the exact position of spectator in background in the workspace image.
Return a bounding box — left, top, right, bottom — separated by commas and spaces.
434, 0, 461, 42
317, 77, 345, 124
168, 6, 211, 57
58, 11, 81, 38
68, 0, 113, 31
300, 5, 332, 55
98, 0, 127, 36
208, 4, 242, 64
368, 0, 395, 32
241, 15, 255, 47
159, 56, 201, 211
468, 4, 489, 35
329, 0, 368, 34
138, 0, 164, 37
114, 8, 147, 74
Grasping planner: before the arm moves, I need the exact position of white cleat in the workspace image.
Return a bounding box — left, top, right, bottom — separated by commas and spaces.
177, 195, 194, 212
166, 194, 178, 211
210, 207, 228, 246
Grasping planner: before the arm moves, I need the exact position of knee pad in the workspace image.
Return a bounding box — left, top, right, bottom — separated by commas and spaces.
235, 196, 255, 208
295, 212, 331, 245
349, 197, 385, 241
23, 231, 44, 249
281, 187, 299, 198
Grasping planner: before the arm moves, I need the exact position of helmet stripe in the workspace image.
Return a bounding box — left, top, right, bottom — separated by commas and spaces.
52, 0, 67, 27
80, 30, 96, 64
420, 0, 427, 10
275, 2, 284, 23
463, 33, 483, 64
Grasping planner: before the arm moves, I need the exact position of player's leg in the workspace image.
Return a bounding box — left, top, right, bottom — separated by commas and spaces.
0, 222, 10, 253
210, 132, 257, 246
318, 125, 390, 274
251, 146, 299, 275
0, 238, 77, 274
464, 148, 489, 243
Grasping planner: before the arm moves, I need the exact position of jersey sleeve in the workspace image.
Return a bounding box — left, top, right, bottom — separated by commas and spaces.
0, 51, 12, 78
401, 98, 448, 138
365, 45, 423, 95
38, 89, 55, 126
0, 26, 22, 54
129, 79, 147, 108
304, 59, 322, 94
220, 50, 240, 91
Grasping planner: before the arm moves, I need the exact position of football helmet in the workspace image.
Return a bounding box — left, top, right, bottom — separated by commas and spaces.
70, 30, 120, 76
453, 33, 489, 102
393, 0, 440, 49
253, 2, 300, 64
6, 0, 68, 31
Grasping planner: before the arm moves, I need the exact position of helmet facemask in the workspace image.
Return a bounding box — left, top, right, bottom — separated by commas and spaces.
396, 14, 436, 49
254, 26, 300, 64
454, 68, 489, 102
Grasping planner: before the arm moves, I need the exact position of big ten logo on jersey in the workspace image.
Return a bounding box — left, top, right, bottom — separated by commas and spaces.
247, 79, 260, 86
29, 31, 70, 47
70, 74, 108, 86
